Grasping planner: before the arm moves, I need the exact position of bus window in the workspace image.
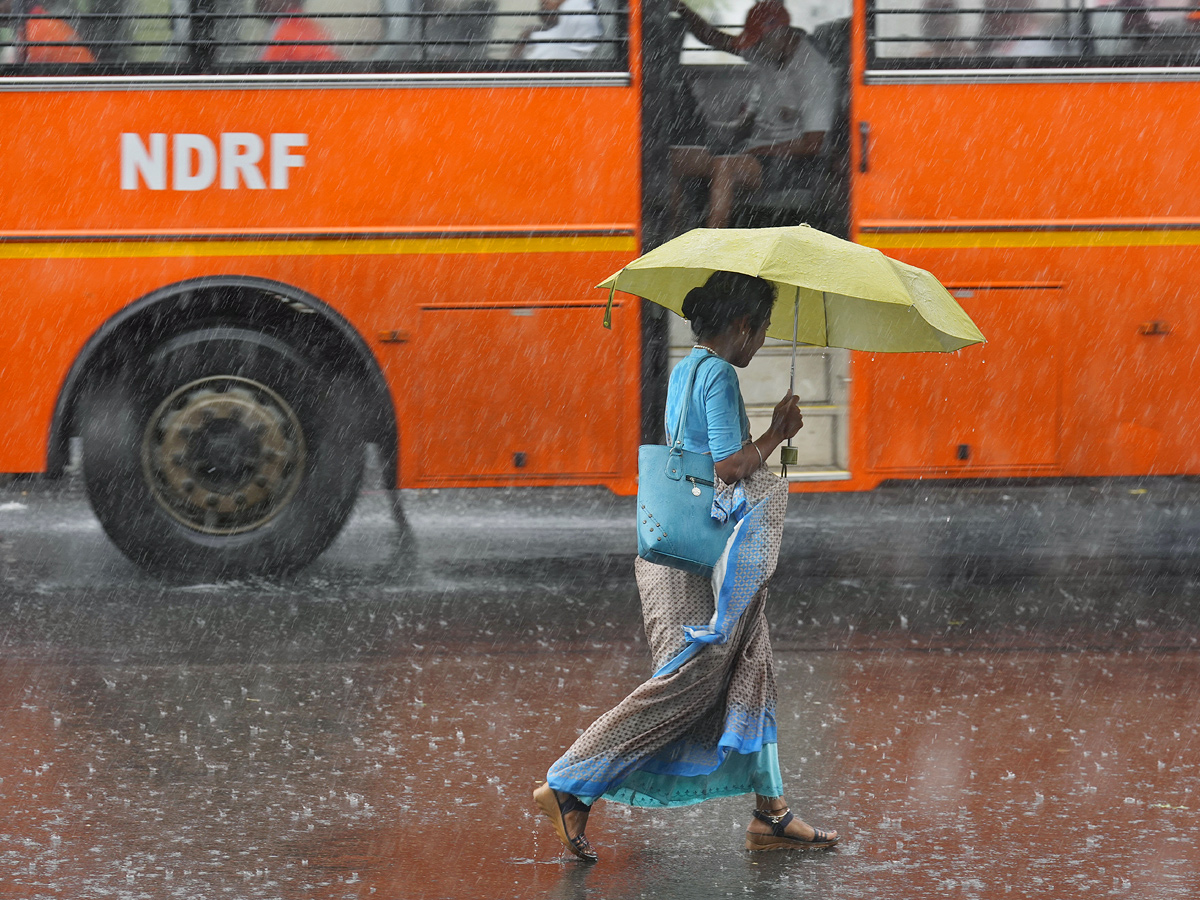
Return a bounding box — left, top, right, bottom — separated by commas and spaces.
0, 0, 96, 63
420, 0, 495, 61
868, 0, 1200, 67
870, 0, 1070, 61
0, 0, 628, 71
1086, 0, 1200, 58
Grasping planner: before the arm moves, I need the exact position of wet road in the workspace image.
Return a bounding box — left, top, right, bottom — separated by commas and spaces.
2, 474, 1199, 899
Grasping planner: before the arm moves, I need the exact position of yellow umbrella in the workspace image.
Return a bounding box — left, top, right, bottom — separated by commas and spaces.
598, 224, 984, 353
598, 225, 985, 473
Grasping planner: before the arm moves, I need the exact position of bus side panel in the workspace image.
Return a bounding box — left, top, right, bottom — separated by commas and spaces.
0, 87, 640, 232
851, 76, 1200, 478
864, 285, 1062, 477
0, 247, 640, 488
852, 82, 1200, 225
0, 85, 642, 490
852, 241, 1200, 479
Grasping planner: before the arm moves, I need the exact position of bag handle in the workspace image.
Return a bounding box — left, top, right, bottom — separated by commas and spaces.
667, 351, 717, 452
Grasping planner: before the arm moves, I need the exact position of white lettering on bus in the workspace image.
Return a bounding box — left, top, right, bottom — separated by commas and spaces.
120, 132, 166, 191
270, 134, 307, 190
220, 133, 266, 190
174, 134, 217, 191
119, 132, 308, 191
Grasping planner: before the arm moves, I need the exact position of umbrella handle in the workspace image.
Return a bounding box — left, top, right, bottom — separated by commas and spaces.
781, 290, 801, 479
603, 283, 617, 329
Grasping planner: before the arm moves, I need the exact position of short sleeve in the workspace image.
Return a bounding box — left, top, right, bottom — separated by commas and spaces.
701, 363, 746, 462
800, 44, 837, 134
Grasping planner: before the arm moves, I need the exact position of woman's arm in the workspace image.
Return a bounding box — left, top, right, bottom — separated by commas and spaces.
672, 0, 740, 56
714, 390, 803, 484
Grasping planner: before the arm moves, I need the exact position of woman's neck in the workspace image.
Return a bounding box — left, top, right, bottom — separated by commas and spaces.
695, 334, 740, 362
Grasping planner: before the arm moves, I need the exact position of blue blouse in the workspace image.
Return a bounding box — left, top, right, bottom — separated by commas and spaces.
664, 347, 750, 462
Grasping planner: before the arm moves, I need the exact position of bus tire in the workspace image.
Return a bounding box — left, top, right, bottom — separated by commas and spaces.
80, 327, 364, 576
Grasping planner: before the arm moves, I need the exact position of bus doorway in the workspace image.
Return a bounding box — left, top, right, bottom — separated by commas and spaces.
641, 2, 854, 480
656, 3, 851, 238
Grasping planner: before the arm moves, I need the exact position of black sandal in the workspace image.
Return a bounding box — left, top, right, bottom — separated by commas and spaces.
533, 783, 598, 861
745, 806, 839, 852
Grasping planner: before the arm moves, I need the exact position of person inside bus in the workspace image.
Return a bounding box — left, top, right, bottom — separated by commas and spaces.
918, 0, 970, 58
976, 0, 1059, 56
669, 0, 836, 230
257, 0, 340, 62
510, 0, 602, 60
0, 0, 95, 63
420, 0, 496, 61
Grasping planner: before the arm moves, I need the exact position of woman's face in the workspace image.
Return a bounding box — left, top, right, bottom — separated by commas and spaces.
730, 316, 770, 367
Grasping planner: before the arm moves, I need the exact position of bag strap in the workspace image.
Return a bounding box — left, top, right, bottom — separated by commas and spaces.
668, 351, 718, 451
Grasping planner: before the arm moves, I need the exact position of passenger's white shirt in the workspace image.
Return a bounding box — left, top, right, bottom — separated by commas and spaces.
744, 32, 837, 149
521, 0, 603, 60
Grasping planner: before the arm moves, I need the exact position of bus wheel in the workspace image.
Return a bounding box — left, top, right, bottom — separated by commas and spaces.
81, 327, 364, 576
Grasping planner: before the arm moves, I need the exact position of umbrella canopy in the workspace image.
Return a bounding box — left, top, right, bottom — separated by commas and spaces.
598, 225, 984, 353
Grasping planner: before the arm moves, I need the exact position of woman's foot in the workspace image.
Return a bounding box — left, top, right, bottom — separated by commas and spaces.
533, 783, 598, 861
745, 802, 839, 852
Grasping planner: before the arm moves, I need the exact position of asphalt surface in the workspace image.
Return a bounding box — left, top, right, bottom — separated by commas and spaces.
2, 473, 1199, 898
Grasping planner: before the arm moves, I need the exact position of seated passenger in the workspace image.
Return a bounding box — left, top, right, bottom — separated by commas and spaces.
257, 0, 340, 62
421, 0, 495, 61
919, 0, 970, 58
976, 0, 1059, 56
1117, 0, 1199, 50
0, 1, 95, 63
511, 0, 602, 60
671, 0, 837, 229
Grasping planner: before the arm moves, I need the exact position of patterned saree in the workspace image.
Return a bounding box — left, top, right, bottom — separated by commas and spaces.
547, 465, 788, 807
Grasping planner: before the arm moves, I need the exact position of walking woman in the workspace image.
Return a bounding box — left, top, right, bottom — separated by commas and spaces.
533, 271, 839, 860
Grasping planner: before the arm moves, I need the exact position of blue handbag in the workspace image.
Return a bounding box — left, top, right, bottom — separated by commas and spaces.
637, 354, 736, 577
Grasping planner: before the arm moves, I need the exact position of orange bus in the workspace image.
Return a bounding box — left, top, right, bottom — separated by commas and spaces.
3, 1, 1198, 575
0, 0, 645, 574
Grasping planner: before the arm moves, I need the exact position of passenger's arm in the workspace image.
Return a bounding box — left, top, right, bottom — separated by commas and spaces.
510, 25, 540, 58
713, 391, 803, 484
672, 0, 740, 56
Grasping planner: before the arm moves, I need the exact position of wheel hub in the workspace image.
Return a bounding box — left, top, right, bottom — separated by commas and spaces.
142, 376, 306, 535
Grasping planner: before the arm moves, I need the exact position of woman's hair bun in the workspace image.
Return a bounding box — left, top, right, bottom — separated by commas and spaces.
681, 283, 717, 327
682, 271, 777, 340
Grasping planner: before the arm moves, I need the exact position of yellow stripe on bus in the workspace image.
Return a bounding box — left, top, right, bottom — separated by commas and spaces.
0, 235, 638, 260
859, 229, 1200, 250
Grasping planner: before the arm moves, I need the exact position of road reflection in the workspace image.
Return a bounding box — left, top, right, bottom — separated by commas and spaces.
2, 645, 1196, 898
3, 481, 1200, 898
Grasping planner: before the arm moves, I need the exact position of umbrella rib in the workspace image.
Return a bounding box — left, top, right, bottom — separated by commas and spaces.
764, 228, 790, 280
823, 290, 830, 348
